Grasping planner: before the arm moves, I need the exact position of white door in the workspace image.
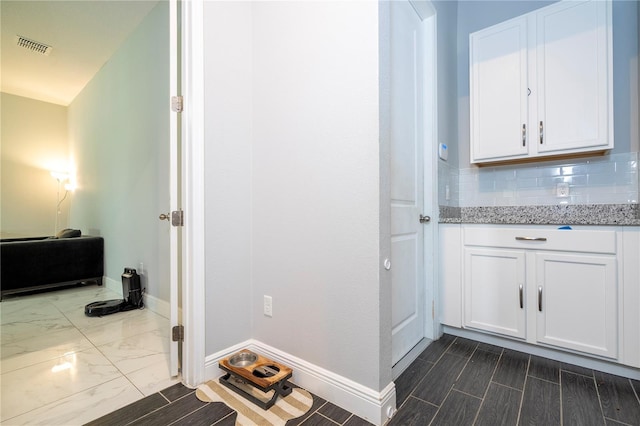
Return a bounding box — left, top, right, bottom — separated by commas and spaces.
168, 0, 181, 377
390, 0, 426, 366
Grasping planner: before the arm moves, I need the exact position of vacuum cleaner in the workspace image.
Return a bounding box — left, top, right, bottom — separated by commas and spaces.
85, 268, 144, 316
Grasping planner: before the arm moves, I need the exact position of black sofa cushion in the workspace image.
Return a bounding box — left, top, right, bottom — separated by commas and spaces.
0, 236, 104, 298
54, 228, 82, 238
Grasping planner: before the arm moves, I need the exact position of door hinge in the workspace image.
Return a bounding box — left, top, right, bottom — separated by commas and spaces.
171, 96, 183, 113
172, 325, 184, 342
171, 210, 184, 227
432, 300, 435, 320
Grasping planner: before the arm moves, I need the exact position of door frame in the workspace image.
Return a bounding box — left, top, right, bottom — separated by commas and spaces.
416, 1, 439, 342
179, 0, 206, 388
169, 0, 179, 378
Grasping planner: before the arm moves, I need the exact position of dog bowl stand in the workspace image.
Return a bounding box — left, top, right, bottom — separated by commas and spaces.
218, 350, 293, 410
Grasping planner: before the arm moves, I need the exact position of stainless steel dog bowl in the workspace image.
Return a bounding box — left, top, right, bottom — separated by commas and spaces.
229, 351, 257, 367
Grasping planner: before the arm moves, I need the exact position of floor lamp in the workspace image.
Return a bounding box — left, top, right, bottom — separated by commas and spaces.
51, 171, 69, 235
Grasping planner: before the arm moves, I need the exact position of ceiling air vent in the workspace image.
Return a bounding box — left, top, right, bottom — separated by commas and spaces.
15, 35, 52, 56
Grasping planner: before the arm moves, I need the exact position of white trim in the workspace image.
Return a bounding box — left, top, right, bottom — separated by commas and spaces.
421, 4, 439, 342
144, 293, 170, 319
204, 340, 397, 426
181, 0, 206, 388
443, 326, 640, 380
392, 337, 431, 380
204, 341, 255, 379
169, 0, 180, 378
409, 0, 435, 20
103, 276, 121, 294
103, 276, 170, 319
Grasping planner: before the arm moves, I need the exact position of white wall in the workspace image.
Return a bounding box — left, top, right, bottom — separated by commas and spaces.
68, 2, 169, 302
203, 0, 388, 393
433, 0, 459, 168
251, 1, 383, 390
0, 93, 69, 237
203, 0, 253, 352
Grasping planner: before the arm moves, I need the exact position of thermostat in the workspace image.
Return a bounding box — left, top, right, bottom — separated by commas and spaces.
438, 143, 448, 161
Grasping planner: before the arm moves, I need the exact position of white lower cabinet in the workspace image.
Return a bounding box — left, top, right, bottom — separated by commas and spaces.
534, 252, 617, 359
464, 248, 526, 339
461, 226, 619, 360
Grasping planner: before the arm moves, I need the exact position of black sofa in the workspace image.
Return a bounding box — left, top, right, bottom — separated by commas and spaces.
0, 235, 104, 299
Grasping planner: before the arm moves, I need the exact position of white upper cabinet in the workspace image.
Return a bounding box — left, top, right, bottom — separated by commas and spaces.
470, 17, 529, 162
470, 0, 613, 164
536, 0, 612, 154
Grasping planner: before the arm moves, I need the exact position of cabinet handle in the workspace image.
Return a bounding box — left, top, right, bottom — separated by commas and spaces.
538, 286, 543, 311
519, 284, 523, 309
515, 236, 547, 242
522, 124, 526, 147
539, 121, 544, 144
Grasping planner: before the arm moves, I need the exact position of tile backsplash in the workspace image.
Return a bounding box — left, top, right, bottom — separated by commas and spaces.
439, 152, 639, 207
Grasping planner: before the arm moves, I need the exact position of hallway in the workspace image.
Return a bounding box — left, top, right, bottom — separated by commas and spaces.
0, 285, 178, 424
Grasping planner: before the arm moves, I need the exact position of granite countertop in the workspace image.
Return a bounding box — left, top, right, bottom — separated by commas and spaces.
439, 204, 640, 226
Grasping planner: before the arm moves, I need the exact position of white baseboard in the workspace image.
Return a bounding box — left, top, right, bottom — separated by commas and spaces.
103, 276, 170, 319
104, 276, 121, 294
392, 337, 432, 380
143, 293, 170, 319
204, 341, 396, 426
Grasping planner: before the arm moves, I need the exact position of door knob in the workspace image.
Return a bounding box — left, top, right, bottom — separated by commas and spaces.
419, 215, 431, 224
159, 213, 170, 221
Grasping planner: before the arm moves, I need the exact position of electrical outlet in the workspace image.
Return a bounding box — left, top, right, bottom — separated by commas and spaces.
264, 295, 273, 317
556, 182, 570, 198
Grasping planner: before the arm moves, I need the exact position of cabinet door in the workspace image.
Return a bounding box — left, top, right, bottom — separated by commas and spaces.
464, 248, 526, 339
535, 252, 617, 359
470, 16, 529, 163
536, 0, 612, 153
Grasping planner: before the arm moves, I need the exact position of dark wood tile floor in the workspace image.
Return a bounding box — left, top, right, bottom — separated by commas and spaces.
86, 334, 640, 426
85, 380, 373, 426
392, 334, 640, 426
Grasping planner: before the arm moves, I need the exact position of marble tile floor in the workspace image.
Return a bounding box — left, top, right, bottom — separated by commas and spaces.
93, 334, 640, 426
0, 284, 179, 425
